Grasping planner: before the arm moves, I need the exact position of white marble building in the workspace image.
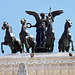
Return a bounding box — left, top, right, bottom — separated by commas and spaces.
0, 53, 75, 75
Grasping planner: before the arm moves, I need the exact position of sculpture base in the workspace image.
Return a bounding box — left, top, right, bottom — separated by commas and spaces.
0, 52, 75, 75
35, 49, 47, 52
35, 47, 52, 52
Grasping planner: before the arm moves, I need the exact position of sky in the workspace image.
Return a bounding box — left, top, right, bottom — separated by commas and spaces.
0, 0, 75, 55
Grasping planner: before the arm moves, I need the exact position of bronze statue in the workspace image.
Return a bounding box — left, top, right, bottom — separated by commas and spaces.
58, 20, 74, 52
45, 16, 55, 52
1, 8, 74, 54
19, 18, 36, 53
25, 10, 63, 52
25, 11, 47, 52
1, 22, 24, 53
45, 10, 64, 52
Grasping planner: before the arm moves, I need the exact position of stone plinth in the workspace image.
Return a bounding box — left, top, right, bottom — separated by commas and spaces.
0, 53, 75, 75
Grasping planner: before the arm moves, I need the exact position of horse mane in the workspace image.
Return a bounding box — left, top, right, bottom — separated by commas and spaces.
7, 25, 13, 33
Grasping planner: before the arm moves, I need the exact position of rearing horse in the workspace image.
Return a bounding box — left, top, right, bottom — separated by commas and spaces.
58, 20, 74, 52
45, 10, 64, 52
19, 18, 36, 53
45, 15, 55, 52
1, 22, 24, 53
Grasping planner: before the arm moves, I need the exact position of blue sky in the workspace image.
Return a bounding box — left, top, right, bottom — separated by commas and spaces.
0, 0, 75, 55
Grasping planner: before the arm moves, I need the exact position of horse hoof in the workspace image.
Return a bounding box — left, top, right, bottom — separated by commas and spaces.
69, 52, 72, 56
72, 48, 74, 51
2, 50, 4, 54
30, 53, 34, 57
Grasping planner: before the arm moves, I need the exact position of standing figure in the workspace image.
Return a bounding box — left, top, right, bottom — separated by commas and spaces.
1, 22, 24, 54
58, 20, 74, 52
19, 18, 36, 53
26, 11, 47, 52
46, 10, 64, 52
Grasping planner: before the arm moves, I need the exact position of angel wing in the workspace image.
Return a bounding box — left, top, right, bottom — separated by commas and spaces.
50, 10, 64, 18
25, 11, 40, 21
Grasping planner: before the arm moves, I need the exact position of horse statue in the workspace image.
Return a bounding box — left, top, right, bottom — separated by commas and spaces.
19, 18, 36, 53
45, 10, 64, 52
1, 22, 24, 54
58, 20, 74, 52
45, 16, 55, 52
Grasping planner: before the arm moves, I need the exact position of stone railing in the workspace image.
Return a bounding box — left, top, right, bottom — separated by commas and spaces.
0, 53, 75, 75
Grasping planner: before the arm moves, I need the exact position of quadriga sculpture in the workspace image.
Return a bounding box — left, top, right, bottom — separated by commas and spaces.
19, 18, 36, 53
58, 20, 74, 52
45, 10, 64, 52
1, 22, 24, 53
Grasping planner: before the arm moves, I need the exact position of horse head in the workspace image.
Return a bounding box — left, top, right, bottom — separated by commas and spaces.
20, 18, 26, 25
2, 22, 9, 30
48, 13, 54, 22
65, 19, 72, 29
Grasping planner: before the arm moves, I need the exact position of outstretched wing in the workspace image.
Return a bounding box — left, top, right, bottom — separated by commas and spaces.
50, 10, 64, 18
25, 11, 40, 21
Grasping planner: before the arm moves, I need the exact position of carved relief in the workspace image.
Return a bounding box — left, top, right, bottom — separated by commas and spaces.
17, 63, 28, 75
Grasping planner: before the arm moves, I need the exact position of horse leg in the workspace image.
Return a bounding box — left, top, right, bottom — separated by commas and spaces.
1, 42, 7, 53
62, 46, 65, 52
59, 47, 61, 52
59, 46, 64, 52
50, 43, 54, 52
47, 47, 51, 52
66, 47, 69, 52
24, 36, 30, 53
11, 49, 17, 53
51, 46, 53, 52
70, 39, 74, 51
24, 43, 29, 53
20, 46, 25, 53
58, 44, 61, 52
27, 48, 29, 53
21, 42, 25, 53
59, 44, 64, 52
32, 46, 35, 53
24, 43, 30, 53
20, 49, 24, 53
